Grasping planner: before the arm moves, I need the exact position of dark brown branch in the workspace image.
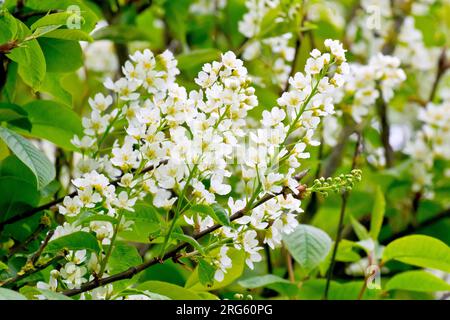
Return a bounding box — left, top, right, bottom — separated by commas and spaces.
376, 97, 394, 168
0, 161, 168, 231
0, 40, 19, 54
29, 229, 55, 265
322, 124, 356, 178
7, 223, 47, 258
324, 133, 363, 300
381, 208, 450, 245
428, 47, 449, 103
0, 251, 66, 288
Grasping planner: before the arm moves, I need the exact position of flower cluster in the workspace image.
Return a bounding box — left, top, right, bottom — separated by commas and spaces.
238, 0, 297, 86
404, 100, 450, 195
333, 53, 406, 124
39, 39, 349, 297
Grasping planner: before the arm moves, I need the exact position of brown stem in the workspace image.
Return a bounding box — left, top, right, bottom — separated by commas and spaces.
29, 229, 55, 265
323, 133, 363, 300
0, 161, 168, 231
0, 251, 66, 288
376, 97, 394, 168
7, 224, 47, 258
381, 208, 450, 245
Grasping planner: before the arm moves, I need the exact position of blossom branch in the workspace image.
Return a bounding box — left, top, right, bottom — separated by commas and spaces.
0, 161, 167, 231
62, 171, 310, 297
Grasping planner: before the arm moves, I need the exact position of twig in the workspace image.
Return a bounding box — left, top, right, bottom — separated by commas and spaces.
323, 133, 363, 299
29, 230, 55, 265
285, 247, 295, 283
381, 208, 450, 245
0, 251, 66, 288
7, 224, 47, 258
428, 47, 448, 102
0, 161, 167, 231
376, 97, 394, 168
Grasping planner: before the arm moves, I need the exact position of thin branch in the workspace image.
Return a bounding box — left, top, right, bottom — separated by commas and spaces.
29, 230, 55, 265
376, 97, 394, 168
324, 133, 363, 300
0, 251, 66, 288
428, 47, 448, 103
7, 224, 47, 258
0, 161, 167, 231
381, 208, 450, 245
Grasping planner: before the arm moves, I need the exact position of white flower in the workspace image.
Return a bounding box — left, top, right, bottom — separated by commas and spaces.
59, 262, 87, 289
78, 187, 102, 208
59, 196, 83, 217
153, 189, 177, 209
90, 221, 114, 244
240, 230, 262, 269
262, 107, 286, 127
210, 175, 231, 195
213, 246, 232, 282
113, 191, 137, 211
89, 93, 113, 112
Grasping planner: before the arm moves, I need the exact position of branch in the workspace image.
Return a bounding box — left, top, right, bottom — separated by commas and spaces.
0, 251, 66, 288
29, 229, 55, 265
62, 171, 310, 297
428, 47, 449, 103
376, 97, 394, 168
324, 132, 363, 299
381, 208, 450, 245
0, 161, 167, 231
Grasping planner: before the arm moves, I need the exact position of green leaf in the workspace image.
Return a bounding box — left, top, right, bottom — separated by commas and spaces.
23, 0, 99, 33
32, 25, 63, 38
186, 248, 245, 291
0, 176, 40, 222
44, 231, 100, 254
297, 279, 378, 300
198, 259, 215, 287
171, 232, 205, 255
6, 21, 46, 90
38, 38, 83, 73
0, 288, 27, 300
382, 235, 450, 272
385, 271, 450, 293
210, 204, 231, 226
349, 215, 370, 241
120, 203, 161, 243
238, 274, 290, 288
42, 29, 93, 42
40, 73, 72, 106
370, 186, 385, 239
18, 100, 83, 150
283, 224, 332, 271
108, 242, 142, 274
0, 155, 38, 189
138, 281, 202, 300
37, 289, 72, 300
92, 25, 151, 43
0, 261, 9, 271
238, 274, 298, 297
0, 103, 28, 123
177, 49, 221, 71
0, 10, 17, 43
0, 127, 55, 189
30, 12, 83, 31
2, 61, 18, 103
